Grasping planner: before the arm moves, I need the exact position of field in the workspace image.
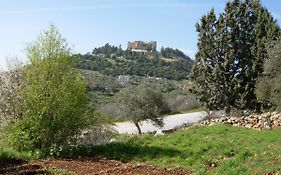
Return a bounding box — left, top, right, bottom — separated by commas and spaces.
2, 124, 280, 174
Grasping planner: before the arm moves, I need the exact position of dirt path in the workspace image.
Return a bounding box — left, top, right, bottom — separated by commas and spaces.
1, 157, 190, 175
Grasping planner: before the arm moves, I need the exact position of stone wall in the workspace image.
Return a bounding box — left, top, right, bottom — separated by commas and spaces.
198, 112, 281, 130
127, 41, 157, 52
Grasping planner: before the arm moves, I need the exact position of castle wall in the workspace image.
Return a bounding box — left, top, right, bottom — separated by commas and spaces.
127, 41, 157, 52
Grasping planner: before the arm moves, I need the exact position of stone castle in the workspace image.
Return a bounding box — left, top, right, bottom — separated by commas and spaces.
127, 41, 157, 52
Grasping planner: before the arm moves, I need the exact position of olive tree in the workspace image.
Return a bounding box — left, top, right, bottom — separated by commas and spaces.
117, 82, 168, 134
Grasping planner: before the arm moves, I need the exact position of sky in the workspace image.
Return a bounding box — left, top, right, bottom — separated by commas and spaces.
0, 0, 280, 69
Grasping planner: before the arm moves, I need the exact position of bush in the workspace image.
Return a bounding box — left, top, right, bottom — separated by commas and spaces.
4, 25, 99, 151
166, 90, 201, 113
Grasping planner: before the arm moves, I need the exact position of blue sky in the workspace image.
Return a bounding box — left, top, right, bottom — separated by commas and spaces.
0, 0, 280, 69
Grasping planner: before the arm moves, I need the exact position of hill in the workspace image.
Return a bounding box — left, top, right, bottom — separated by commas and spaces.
76, 43, 193, 81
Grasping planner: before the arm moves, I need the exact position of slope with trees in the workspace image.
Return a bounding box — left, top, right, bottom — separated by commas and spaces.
76, 44, 193, 81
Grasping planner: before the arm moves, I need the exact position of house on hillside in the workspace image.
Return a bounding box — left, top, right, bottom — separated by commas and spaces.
118, 75, 130, 85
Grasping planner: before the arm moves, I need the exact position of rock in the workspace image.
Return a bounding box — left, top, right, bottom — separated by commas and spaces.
198, 112, 281, 130
154, 130, 165, 136
109, 138, 117, 143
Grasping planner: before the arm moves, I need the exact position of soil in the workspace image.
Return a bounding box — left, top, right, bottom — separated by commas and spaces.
0, 158, 50, 175
1, 157, 190, 175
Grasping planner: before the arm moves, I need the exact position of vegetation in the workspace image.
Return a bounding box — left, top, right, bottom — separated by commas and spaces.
56, 125, 281, 174
77, 44, 193, 81
1, 0, 281, 174
160, 46, 190, 60
191, 0, 280, 115
166, 88, 201, 113
116, 82, 169, 134
256, 37, 281, 110
3, 25, 101, 151
0, 59, 24, 127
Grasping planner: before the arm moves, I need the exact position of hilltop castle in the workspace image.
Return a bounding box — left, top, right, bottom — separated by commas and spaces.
127, 41, 157, 53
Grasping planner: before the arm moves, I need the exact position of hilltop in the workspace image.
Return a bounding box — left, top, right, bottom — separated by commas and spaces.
76, 43, 193, 81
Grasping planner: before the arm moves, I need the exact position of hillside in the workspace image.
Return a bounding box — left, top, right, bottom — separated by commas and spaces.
76, 44, 193, 81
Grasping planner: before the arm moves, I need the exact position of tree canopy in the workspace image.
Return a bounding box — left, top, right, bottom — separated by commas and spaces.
116, 82, 168, 134
191, 0, 280, 115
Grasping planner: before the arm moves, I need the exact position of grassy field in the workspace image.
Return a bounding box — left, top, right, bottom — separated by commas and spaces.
1, 124, 281, 174
61, 124, 281, 175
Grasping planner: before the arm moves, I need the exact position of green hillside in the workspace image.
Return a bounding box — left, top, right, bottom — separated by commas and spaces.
76, 44, 193, 81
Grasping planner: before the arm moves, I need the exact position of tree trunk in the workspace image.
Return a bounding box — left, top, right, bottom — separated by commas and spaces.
224, 104, 231, 116
134, 122, 142, 135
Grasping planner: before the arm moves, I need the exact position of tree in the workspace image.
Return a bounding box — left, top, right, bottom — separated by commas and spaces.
0, 58, 25, 128
117, 83, 168, 134
256, 38, 281, 110
6, 25, 96, 150
191, 0, 280, 115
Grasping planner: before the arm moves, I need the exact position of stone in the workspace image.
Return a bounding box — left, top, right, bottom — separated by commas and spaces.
154, 130, 165, 136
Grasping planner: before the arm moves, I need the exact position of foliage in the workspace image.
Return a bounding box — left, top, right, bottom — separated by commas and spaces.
256, 38, 281, 110
0, 59, 25, 128
116, 82, 169, 134
77, 44, 193, 81
166, 89, 201, 113
92, 43, 123, 56
160, 47, 189, 60
191, 0, 280, 115
58, 125, 281, 174
5, 25, 97, 151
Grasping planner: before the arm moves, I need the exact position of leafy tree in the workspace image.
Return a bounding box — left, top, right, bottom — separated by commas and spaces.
256, 38, 281, 110
117, 83, 168, 134
191, 0, 280, 115
6, 25, 97, 150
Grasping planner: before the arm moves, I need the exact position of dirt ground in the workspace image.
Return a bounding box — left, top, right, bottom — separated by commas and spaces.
0, 157, 189, 175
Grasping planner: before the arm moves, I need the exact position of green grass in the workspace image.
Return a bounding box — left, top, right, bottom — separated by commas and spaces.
2, 124, 281, 174
60, 124, 281, 174
0, 148, 32, 161
47, 168, 77, 175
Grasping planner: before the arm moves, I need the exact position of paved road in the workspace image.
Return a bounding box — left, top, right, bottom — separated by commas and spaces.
113, 111, 206, 134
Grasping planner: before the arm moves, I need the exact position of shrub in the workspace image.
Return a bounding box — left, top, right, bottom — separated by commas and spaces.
5, 25, 99, 151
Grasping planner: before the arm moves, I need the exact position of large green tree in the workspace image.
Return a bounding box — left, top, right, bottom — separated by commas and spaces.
191, 0, 280, 115
6, 25, 96, 150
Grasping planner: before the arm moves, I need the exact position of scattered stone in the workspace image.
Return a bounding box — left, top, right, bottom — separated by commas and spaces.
154, 130, 165, 136
197, 112, 281, 130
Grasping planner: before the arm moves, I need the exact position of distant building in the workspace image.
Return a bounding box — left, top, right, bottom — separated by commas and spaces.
127, 41, 157, 53
118, 75, 130, 85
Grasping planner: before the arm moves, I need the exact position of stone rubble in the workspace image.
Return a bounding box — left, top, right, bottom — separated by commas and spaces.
198, 112, 281, 130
